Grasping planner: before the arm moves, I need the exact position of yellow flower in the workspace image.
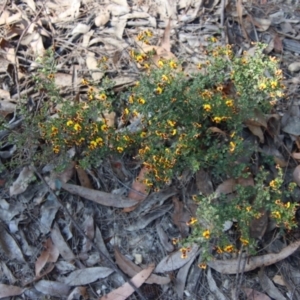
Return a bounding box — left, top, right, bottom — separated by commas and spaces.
285, 202, 291, 208
96, 137, 103, 145
140, 132, 147, 138
201, 90, 213, 99
99, 93, 107, 101
216, 85, 223, 92
246, 206, 252, 212
269, 180, 277, 189
172, 238, 179, 245
128, 94, 134, 103
169, 60, 177, 69
144, 29, 153, 37
179, 247, 188, 259
74, 123, 82, 131
202, 230, 210, 239
240, 238, 249, 246
101, 124, 108, 131
51, 126, 58, 134
224, 245, 234, 252
272, 211, 281, 219
213, 116, 222, 123
270, 81, 278, 89
275, 199, 281, 205
171, 129, 177, 136
88, 94, 94, 101
276, 91, 284, 97
210, 36, 217, 43
198, 263, 207, 269
89, 140, 97, 150
167, 120, 176, 127
155, 86, 163, 94
241, 58, 247, 64
161, 74, 169, 82
225, 99, 234, 107
138, 98, 146, 104
135, 55, 144, 63
229, 141, 236, 153
158, 60, 164, 68
275, 69, 282, 77
270, 56, 277, 62
117, 146, 124, 153
66, 120, 74, 127
53, 145, 60, 154
186, 217, 197, 226
135, 81, 140, 86
259, 82, 267, 90
48, 74, 55, 80
216, 246, 223, 254
137, 32, 144, 41
203, 104, 211, 112
197, 63, 202, 70
143, 63, 150, 69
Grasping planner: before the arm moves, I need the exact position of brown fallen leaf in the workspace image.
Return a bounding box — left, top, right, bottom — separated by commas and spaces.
115, 247, 170, 285
250, 209, 269, 239
61, 182, 139, 208
51, 223, 75, 262
100, 265, 154, 300
208, 240, 300, 274
35, 238, 59, 277
127, 167, 149, 203
0, 284, 24, 298
215, 179, 236, 197
246, 123, 264, 143
243, 288, 271, 300
76, 166, 93, 189
293, 165, 300, 187
172, 196, 190, 238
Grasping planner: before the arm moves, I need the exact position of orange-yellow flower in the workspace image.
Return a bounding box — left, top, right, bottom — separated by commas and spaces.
138, 98, 146, 104
225, 99, 234, 107
89, 140, 97, 150
66, 120, 74, 127
224, 245, 234, 252
155, 86, 163, 94
240, 238, 249, 246
272, 211, 281, 219
198, 263, 207, 269
167, 120, 176, 127
202, 230, 210, 239
259, 82, 267, 90
213, 116, 222, 123
169, 60, 177, 69
74, 123, 82, 131
203, 104, 211, 112
53, 145, 60, 154
99, 93, 107, 101
117, 146, 124, 153
101, 124, 108, 131
186, 217, 197, 226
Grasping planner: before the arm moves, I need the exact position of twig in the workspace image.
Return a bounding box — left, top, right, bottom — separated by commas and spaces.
31, 166, 147, 300
220, 0, 226, 43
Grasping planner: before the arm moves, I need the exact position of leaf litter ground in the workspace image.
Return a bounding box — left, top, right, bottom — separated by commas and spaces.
1, 0, 300, 299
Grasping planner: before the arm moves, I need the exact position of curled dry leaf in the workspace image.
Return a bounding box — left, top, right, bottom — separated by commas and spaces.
208, 240, 300, 274
115, 247, 170, 285
100, 265, 154, 300
61, 182, 139, 208
215, 179, 236, 197
76, 166, 93, 189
